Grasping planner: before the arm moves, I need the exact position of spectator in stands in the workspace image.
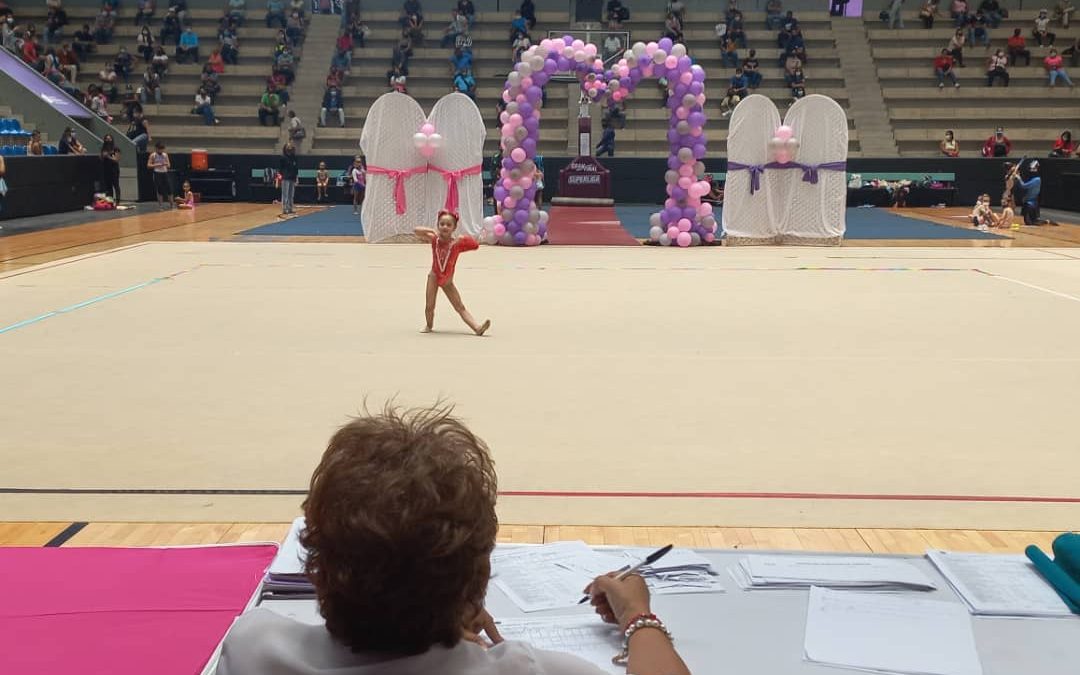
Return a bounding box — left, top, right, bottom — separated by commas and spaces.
258, 86, 282, 125
126, 108, 150, 151
728, 10, 746, 48
783, 51, 801, 84
736, 49, 759, 88
278, 141, 298, 216
285, 10, 303, 44
1007, 27, 1031, 65
982, 127, 1011, 156
325, 65, 343, 88
595, 118, 616, 156
1054, 0, 1075, 27
100, 134, 121, 201
986, 48, 1009, 85
388, 65, 407, 91
663, 11, 683, 43
392, 37, 413, 74
28, 129, 43, 156
160, 9, 181, 44
449, 44, 472, 75
511, 31, 530, 63
134, 0, 155, 25
453, 69, 476, 99
221, 26, 239, 64
208, 47, 225, 73
176, 25, 199, 63
289, 0, 305, 21
113, 45, 134, 84
730, 67, 749, 99
58, 127, 84, 154
765, 0, 784, 28
350, 14, 369, 46
668, 0, 686, 21
966, 11, 990, 47
88, 84, 113, 122
519, 0, 536, 29
440, 8, 466, 48
227, 0, 246, 25
1033, 9, 1056, 46
139, 64, 162, 103
137, 25, 154, 61
948, 28, 966, 67
935, 48, 960, 87
169, 0, 189, 23
20, 33, 39, 63
93, 6, 115, 43
607, 0, 629, 27
509, 9, 527, 43
320, 86, 345, 127
287, 109, 305, 142
920, 0, 939, 28
45, 4, 68, 43
71, 22, 93, 58
886, 0, 905, 29
151, 44, 169, 75
201, 61, 222, 97
267, 0, 286, 28
269, 70, 290, 104
1064, 36, 1080, 67
940, 129, 960, 156
978, 0, 1002, 27
1044, 48, 1074, 86
1050, 129, 1076, 156
721, 35, 739, 67
57, 41, 78, 80
950, 0, 968, 25
789, 66, 806, 98
194, 87, 219, 125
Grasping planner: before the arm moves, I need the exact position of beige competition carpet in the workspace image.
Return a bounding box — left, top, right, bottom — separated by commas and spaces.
2, 242, 1079, 528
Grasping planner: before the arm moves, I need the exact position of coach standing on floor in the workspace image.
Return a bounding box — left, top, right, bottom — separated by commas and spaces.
279, 141, 299, 217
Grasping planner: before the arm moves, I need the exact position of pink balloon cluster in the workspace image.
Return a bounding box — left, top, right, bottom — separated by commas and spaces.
768, 125, 799, 165
413, 122, 443, 158
483, 35, 711, 247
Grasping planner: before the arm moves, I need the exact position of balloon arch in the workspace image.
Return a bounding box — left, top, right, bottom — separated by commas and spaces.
481, 36, 715, 247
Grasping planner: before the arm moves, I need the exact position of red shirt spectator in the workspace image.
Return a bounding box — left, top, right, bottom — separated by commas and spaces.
1007, 33, 1026, 50
1051, 134, 1076, 156
21, 39, 39, 63
1044, 53, 1064, 70
934, 53, 955, 70
336, 32, 353, 54
982, 130, 1012, 157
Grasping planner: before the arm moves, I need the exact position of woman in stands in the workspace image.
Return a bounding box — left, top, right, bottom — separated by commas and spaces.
137, 25, 154, 61
28, 130, 44, 156
948, 28, 967, 67
100, 133, 121, 203
940, 129, 960, 156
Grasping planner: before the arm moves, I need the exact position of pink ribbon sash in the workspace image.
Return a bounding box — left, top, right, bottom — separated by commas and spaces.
430, 164, 483, 214
366, 164, 430, 214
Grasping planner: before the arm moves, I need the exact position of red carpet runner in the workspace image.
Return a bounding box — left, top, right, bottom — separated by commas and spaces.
545, 205, 640, 246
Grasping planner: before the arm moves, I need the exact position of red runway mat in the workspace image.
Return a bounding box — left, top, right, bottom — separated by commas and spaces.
546, 205, 640, 246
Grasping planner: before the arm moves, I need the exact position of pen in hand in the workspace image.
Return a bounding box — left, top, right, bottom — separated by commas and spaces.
578, 544, 673, 604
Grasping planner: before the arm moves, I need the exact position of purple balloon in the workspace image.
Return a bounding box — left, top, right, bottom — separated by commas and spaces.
692, 68, 706, 82
515, 210, 529, 225
667, 156, 680, 170
689, 112, 706, 128
519, 101, 534, 117
557, 57, 571, 70
604, 69, 614, 80
619, 76, 631, 88
677, 56, 692, 70
544, 58, 558, 73
503, 158, 515, 170
664, 206, 681, 221
692, 144, 707, 160
522, 138, 537, 154
682, 207, 696, 219
525, 117, 539, 132
658, 38, 674, 52
562, 34, 574, 43
494, 187, 507, 202
507, 219, 522, 234
690, 82, 704, 95
526, 86, 542, 102
671, 187, 687, 201
514, 231, 527, 245
666, 129, 679, 143
660, 211, 672, 225
532, 72, 549, 87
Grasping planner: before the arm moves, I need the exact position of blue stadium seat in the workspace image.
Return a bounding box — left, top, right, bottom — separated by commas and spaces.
13, 145, 26, 155
45, 144, 58, 155
0, 146, 12, 155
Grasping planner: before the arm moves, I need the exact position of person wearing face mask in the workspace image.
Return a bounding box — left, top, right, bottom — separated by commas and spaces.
279, 141, 299, 217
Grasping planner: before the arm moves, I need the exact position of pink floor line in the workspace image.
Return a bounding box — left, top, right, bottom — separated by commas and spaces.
498, 490, 1080, 503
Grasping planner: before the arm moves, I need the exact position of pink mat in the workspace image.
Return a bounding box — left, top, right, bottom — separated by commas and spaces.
0, 545, 277, 675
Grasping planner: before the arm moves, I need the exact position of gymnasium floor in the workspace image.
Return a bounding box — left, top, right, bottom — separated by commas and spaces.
2, 203, 1079, 550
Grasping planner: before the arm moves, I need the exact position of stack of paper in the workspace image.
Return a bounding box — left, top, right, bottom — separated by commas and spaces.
261, 517, 315, 599
804, 586, 983, 675
732, 554, 937, 591
609, 547, 724, 594
927, 550, 1074, 617
495, 616, 622, 674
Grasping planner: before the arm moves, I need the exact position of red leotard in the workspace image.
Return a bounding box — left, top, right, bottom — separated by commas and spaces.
430, 235, 478, 287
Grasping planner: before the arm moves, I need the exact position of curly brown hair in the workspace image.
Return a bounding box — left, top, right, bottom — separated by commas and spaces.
300, 404, 498, 656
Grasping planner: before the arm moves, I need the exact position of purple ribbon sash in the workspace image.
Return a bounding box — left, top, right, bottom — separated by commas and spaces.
727, 161, 847, 194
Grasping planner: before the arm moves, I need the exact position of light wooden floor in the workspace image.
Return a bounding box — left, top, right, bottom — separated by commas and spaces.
0, 522, 1063, 554
2, 205, 1075, 551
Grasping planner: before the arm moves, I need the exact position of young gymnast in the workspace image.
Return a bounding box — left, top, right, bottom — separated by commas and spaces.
414, 210, 491, 336
349, 155, 366, 215
315, 161, 330, 202
992, 195, 1017, 229
970, 193, 992, 230
174, 180, 195, 209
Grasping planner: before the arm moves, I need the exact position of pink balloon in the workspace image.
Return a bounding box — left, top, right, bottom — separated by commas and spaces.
774, 150, 791, 164
678, 177, 692, 189
503, 197, 517, 209
676, 232, 692, 247
690, 126, 703, 137
677, 218, 691, 232
521, 77, 533, 89
775, 125, 794, 141
680, 72, 693, 85
500, 112, 510, 124
584, 43, 597, 56
664, 198, 676, 208
520, 176, 533, 189
667, 225, 680, 239
420, 145, 435, 157
704, 232, 716, 243
421, 123, 435, 135
665, 55, 678, 69
645, 43, 657, 56
509, 114, 523, 127
701, 203, 714, 215
696, 94, 707, 106
525, 233, 539, 246
679, 164, 694, 177
493, 223, 507, 236
502, 124, 513, 137
502, 178, 513, 189
612, 91, 624, 101
676, 107, 689, 120
511, 148, 527, 162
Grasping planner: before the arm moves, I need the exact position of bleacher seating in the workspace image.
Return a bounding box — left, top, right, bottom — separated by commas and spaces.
866, 13, 1080, 156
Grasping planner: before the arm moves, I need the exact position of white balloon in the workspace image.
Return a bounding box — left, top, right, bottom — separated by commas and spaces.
671, 43, 687, 58
562, 46, 574, 58
658, 233, 671, 246
538, 211, 549, 224
413, 133, 426, 147
428, 133, 443, 147
649, 225, 663, 241
631, 41, 647, 56
652, 50, 667, 64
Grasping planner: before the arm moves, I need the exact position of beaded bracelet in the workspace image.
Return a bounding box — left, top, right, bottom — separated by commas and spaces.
611, 613, 674, 666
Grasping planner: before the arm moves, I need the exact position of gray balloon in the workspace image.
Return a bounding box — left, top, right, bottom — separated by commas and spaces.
690, 232, 701, 246
515, 126, 528, 141
664, 170, 679, 184
649, 213, 662, 227
503, 137, 518, 150
510, 185, 524, 199
695, 161, 706, 177
682, 94, 696, 108
676, 121, 690, 136
658, 233, 671, 246
510, 168, 522, 180
506, 102, 519, 115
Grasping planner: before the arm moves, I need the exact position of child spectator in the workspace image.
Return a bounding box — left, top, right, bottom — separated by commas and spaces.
981, 127, 1011, 156
1044, 48, 1074, 86
986, 49, 1008, 86
258, 86, 282, 125
315, 161, 330, 202
940, 129, 960, 156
